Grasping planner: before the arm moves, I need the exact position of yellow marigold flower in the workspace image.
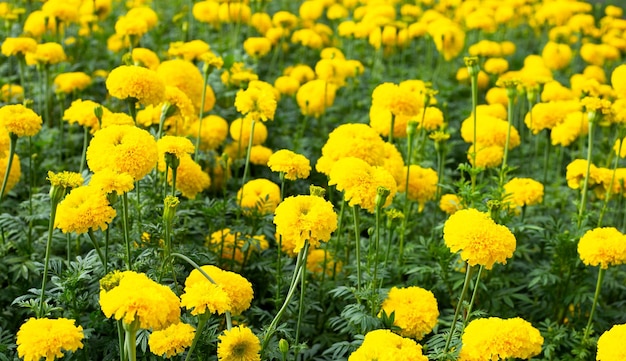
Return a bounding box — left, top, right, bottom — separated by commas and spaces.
42, 0, 79, 23
63, 99, 108, 133
416, 106, 444, 131
157, 59, 204, 110
503, 177, 544, 209
184, 265, 254, 315
348, 329, 427, 361
443, 208, 516, 269
54, 71, 91, 94
0, 84, 24, 104
306, 248, 341, 276
47, 170, 83, 189
525, 100, 580, 135
55, 185, 116, 234
428, 18, 465, 61
597, 323, 626, 361
149, 322, 195, 358
25, 42, 66, 65
296, 79, 337, 117
578, 227, 626, 269
237, 178, 280, 215
285, 64, 315, 84
100, 271, 180, 330
89, 169, 134, 195
221, 62, 259, 88
458, 317, 543, 361
371, 82, 421, 120
566, 159, 603, 190
329, 157, 397, 213
439, 193, 463, 215
249, 145, 272, 166
0, 104, 42, 137
486, 87, 508, 106
86, 125, 158, 181
162, 86, 197, 124
235, 84, 277, 123
131, 47, 160, 70
461, 114, 520, 149
399, 165, 438, 212
611, 64, 626, 98
185, 115, 228, 151
180, 277, 231, 316
168, 39, 210, 61
380, 286, 439, 340
274, 76, 300, 97
217, 325, 261, 361
206, 228, 269, 265
541, 41, 573, 71
0, 154, 20, 195
541, 80, 576, 102
17, 317, 84, 361
168, 154, 211, 199
101, 112, 135, 128
24, 10, 58, 38
243, 37, 272, 58
157, 135, 195, 169
1, 37, 37, 57
484, 57, 509, 75
193, 0, 220, 25
230, 117, 268, 146
267, 149, 311, 180
274, 195, 338, 253
218, 2, 251, 24
468, 143, 504, 168
106, 65, 165, 106
316, 123, 387, 176
381, 142, 405, 187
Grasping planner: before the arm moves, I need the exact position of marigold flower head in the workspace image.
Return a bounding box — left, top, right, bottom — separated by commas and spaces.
149, 322, 195, 358
274, 76, 300, 97
329, 157, 397, 213
217, 325, 261, 361
167, 154, 211, 199
89, 168, 134, 195
243, 37, 272, 58
578, 227, 626, 269
0, 154, 20, 195
0, 104, 42, 137
63, 99, 107, 132
54, 72, 91, 94
101, 112, 135, 128
439, 193, 463, 215
185, 115, 228, 151
132, 47, 160, 70
47, 170, 83, 198
55, 185, 116, 234
461, 114, 520, 149
1, 37, 37, 57
25, 42, 66, 65
163, 86, 196, 123
183, 265, 254, 316
541, 41, 573, 71
551, 111, 588, 147
221, 62, 258, 88
443, 208, 516, 269
525, 100, 580, 135
157, 135, 195, 169
106, 65, 165, 106
42, 0, 79, 22
249, 145, 272, 166
230, 117, 268, 146
168, 39, 210, 61
399, 165, 438, 211
0, 84, 24, 104
267, 149, 311, 180
235, 82, 277, 123
484, 57, 509, 75
348, 329, 428, 361
237, 178, 280, 215
86, 125, 158, 181
274, 195, 338, 253
428, 18, 465, 61
296, 79, 337, 117
468, 143, 504, 168
611, 64, 626, 98
206, 228, 269, 266
380, 286, 439, 340
503, 177, 544, 209
100, 270, 180, 330
597, 323, 626, 361
458, 317, 543, 360
193, 0, 220, 24
566, 159, 603, 190
306, 248, 341, 276
157, 59, 204, 109
17, 317, 84, 361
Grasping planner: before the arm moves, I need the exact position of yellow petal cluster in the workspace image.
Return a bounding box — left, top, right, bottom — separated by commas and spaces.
348, 329, 427, 361
217, 325, 261, 361
54, 185, 116, 234
0, 104, 42, 137
267, 149, 311, 180
379, 286, 439, 340
237, 178, 280, 215
597, 323, 626, 361
578, 227, 626, 269
106, 65, 166, 106
149, 322, 195, 358
17, 317, 84, 361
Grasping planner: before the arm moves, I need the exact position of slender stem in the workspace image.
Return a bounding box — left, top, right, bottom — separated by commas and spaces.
117, 320, 126, 361
38, 195, 60, 318
122, 193, 132, 270
463, 265, 483, 328
388, 114, 395, 144
157, 104, 168, 140
583, 267, 605, 341
499, 95, 514, 188
598, 131, 624, 227
0, 134, 17, 202
194, 66, 211, 161
333, 198, 346, 280
371, 202, 382, 307
399, 129, 415, 266
86, 229, 106, 273
443, 264, 474, 353
43, 65, 52, 128
79, 127, 89, 174
124, 323, 138, 361
238, 119, 256, 208
352, 205, 362, 293
171, 167, 178, 196
469, 70, 478, 193
577, 119, 594, 230
17, 56, 27, 100
184, 313, 208, 361
294, 249, 308, 360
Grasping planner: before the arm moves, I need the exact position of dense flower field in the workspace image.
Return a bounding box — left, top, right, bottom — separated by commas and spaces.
1, 0, 626, 360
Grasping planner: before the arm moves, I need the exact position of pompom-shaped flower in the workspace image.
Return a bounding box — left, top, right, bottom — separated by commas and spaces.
182, 265, 254, 316
443, 208, 516, 269
439, 193, 463, 215
296, 79, 337, 117
157, 59, 204, 110
541, 41, 573, 71
17, 317, 84, 361
54, 72, 91, 94
186, 115, 228, 151
206, 228, 269, 266
1, 37, 37, 57
87, 125, 158, 181
55, 185, 116, 234
237, 178, 280, 215
230, 117, 268, 146
348, 329, 428, 361
566, 159, 603, 190
611, 64, 626, 98
99, 270, 180, 330
306, 249, 341, 276
157, 135, 195, 171
217, 325, 261, 361
106, 65, 166, 106
149, 322, 195, 358
578, 227, 626, 269
597, 323, 626, 361
25, 42, 66, 65
503, 177, 544, 209
274, 195, 338, 253
267, 149, 311, 180
168, 154, 211, 199
0, 104, 42, 137
400, 165, 438, 211
380, 286, 439, 340
235, 83, 277, 122
63, 99, 108, 133
458, 317, 543, 361
89, 169, 135, 195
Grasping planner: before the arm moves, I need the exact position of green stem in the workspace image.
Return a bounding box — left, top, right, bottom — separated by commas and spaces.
184, 313, 209, 361
352, 205, 362, 293
582, 267, 605, 341
171, 167, 177, 196
124, 322, 138, 361
86, 229, 106, 273
238, 119, 256, 208
463, 265, 483, 328
38, 194, 60, 318
371, 201, 382, 308
577, 119, 594, 230
127, 99, 138, 126
79, 127, 89, 174
388, 114, 395, 144
499, 94, 514, 189
0, 133, 17, 202
469, 72, 478, 192
443, 264, 474, 354
333, 198, 346, 280
122, 192, 132, 270
194, 66, 212, 161
598, 130, 624, 227
294, 249, 308, 359
157, 104, 168, 140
